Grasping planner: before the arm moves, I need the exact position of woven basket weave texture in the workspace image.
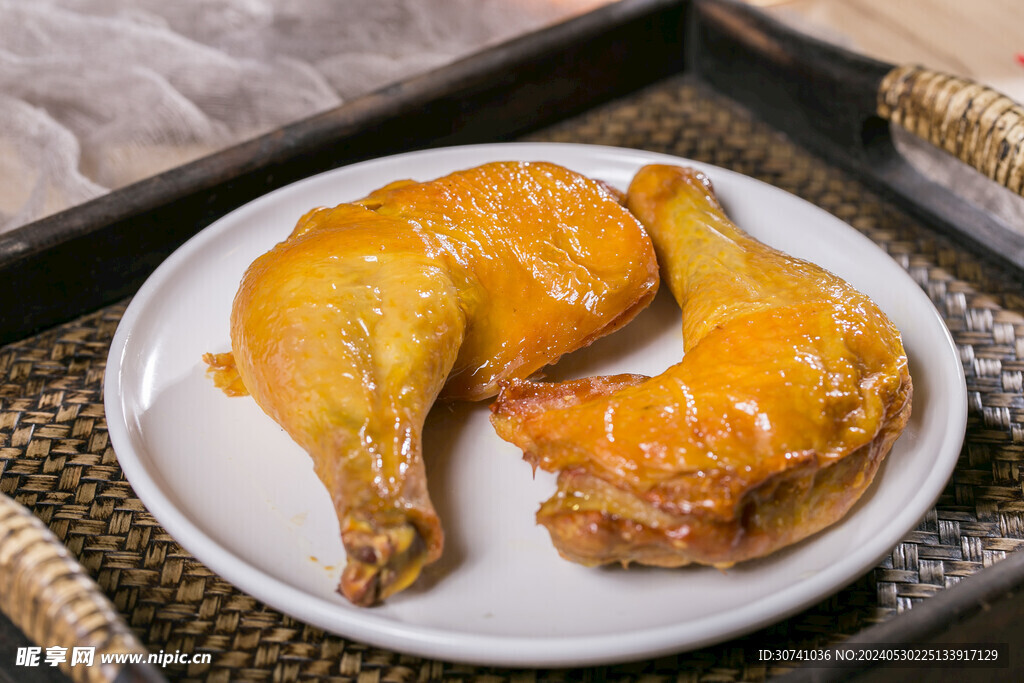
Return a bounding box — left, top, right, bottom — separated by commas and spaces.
1, 75, 1023, 682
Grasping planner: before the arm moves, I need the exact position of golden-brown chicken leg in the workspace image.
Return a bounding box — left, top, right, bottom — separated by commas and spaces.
491, 165, 912, 568
213, 162, 659, 604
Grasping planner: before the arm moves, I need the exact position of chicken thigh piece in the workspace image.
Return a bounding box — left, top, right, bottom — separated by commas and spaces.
218, 161, 659, 605
491, 164, 912, 568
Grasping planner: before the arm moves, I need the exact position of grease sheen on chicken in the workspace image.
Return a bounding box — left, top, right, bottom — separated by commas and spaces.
491, 164, 912, 569
209, 162, 659, 605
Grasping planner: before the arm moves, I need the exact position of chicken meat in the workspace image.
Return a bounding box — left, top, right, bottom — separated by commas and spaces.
208, 161, 659, 604
491, 164, 912, 569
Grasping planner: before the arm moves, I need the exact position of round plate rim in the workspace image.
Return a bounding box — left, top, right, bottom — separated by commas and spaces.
104, 142, 967, 667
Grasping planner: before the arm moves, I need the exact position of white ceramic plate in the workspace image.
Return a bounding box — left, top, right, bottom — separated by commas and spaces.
105, 143, 966, 667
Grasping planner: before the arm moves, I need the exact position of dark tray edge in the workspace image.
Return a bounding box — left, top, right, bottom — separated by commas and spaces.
0, 0, 686, 345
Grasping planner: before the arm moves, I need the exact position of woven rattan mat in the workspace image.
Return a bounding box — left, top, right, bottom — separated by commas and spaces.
2, 75, 1023, 682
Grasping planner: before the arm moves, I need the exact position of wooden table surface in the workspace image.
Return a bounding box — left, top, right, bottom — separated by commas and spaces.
757, 0, 1024, 236
762, 0, 1024, 103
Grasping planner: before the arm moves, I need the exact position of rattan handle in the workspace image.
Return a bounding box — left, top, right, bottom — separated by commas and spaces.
0, 494, 163, 683
878, 64, 1024, 196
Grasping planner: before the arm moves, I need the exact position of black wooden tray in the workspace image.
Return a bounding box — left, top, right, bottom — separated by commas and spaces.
3, 0, 1022, 346
2, 1, 1023, 681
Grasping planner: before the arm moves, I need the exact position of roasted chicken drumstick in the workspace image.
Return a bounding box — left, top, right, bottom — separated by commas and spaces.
491, 164, 912, 568
210, 161, 659, 604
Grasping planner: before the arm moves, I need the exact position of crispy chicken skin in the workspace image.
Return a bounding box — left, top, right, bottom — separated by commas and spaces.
491, 164, 912, 568
212, 162, 659, 605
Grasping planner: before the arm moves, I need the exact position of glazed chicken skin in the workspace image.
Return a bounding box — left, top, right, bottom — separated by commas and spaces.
491, 164, 912, 569
214, 161, 659, 605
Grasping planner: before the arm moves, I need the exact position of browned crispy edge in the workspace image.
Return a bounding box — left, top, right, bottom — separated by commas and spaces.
532, 379, 912, 569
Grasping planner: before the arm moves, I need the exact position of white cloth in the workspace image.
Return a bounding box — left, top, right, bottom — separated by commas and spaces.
0, 0, 610, 233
